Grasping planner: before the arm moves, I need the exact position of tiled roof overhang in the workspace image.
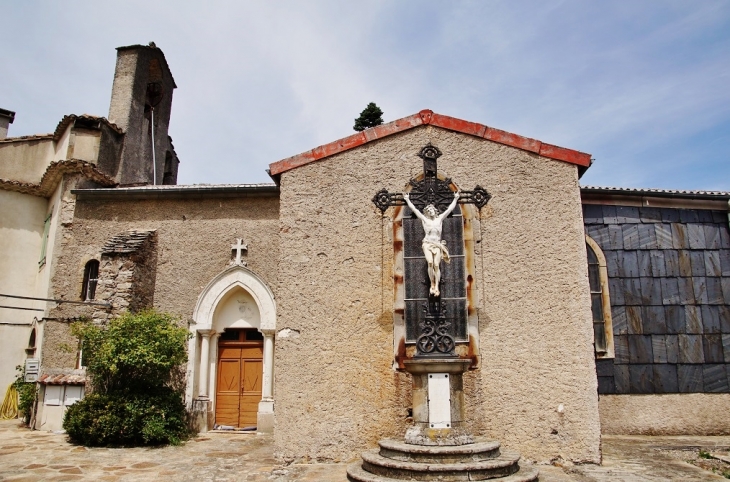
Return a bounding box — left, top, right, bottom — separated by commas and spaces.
0, 159, 116, 198
268, 109, 592, 177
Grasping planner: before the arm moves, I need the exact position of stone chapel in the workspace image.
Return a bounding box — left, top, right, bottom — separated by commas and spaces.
0, 43, 728, 466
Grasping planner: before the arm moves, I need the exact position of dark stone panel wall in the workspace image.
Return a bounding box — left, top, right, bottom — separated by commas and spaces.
585, 205, 730, 394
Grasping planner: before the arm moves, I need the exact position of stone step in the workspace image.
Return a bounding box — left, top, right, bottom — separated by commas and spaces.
346, 460, 539, 482
378, 438, 501, 463
360, 448, 523, 481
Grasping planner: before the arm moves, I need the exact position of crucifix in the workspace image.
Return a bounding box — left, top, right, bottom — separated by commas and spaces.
372, 144, 491, 357
231, 238, 248, 266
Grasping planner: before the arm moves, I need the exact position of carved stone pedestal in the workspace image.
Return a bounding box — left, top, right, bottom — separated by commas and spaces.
347, 358, 539, 481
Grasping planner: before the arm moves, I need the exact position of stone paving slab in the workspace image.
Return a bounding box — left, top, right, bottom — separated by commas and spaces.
1, 420, 730, 481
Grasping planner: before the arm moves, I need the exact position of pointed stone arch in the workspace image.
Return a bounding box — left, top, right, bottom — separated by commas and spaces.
186, 265, 276, 433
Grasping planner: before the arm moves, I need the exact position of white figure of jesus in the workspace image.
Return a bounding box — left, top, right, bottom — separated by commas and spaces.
403, 190, 460, 297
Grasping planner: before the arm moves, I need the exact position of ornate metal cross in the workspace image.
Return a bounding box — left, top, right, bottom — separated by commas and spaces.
372, 144, 491, 358
372, 144, 491, 214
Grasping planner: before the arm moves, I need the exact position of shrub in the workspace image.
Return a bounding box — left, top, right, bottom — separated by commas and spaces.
353, 102, 384, 131
63, 310, 192, 446
12, 366, 37, 424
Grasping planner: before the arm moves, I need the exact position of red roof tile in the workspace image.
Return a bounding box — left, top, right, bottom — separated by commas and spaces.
269, 109, 591, 176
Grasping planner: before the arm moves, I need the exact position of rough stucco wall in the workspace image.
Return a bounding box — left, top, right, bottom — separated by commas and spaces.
600, 394, 730, 434
48, 194, 279, 327
274, 125, 599, 463
41, 320, 79, 370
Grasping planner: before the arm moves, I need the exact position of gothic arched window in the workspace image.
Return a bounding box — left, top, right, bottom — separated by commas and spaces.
586, 236, 614, 358
81, 260, 99, 301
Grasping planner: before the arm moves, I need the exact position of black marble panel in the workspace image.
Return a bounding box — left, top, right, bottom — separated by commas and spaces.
655, 224, 673, 249
677, 277, 696, 305
650, 250, 666, 277
678, 251, 693, 277
660, 208, 680, 223
626, 306, 643, 334
596, 358, 615, 377
623, 278, 643, 305
653, 364, 679, 393
719, 306, 730, 333
706, 277, 723, 305
605, 250, 620, 277
440, 260, 466, 299
665, 305, 685, 334
720, 227, 730, 249
664, 251, 680, 277
705, 251, 722, 277
629, 364, 654, 393
404, 258, 430, 299
713, 211, 728, 223
660, 278, 680, 305
614, 364, 630, 393
642, 306, 666, 334
723, 279, 730, 305
609, 278, 624, 305
701, 305, 722, 335
638, 250, 652, 277
704, 225, 721, 250
703, 364, 729, 392
586, 225, 609, 247
690, 251, 706, 277
614, 335, 630, 364
697, 210, 715, 223
623, 225, 640, 250
652, 335, 668, 363
640, 277, 663, 305
597, 376, 615, 394
666, 335, 679, 363
638, 224, 657, 249
679, 209, 700, 224
629, 335, 653, 363
687, 224, 707, 249
640, 207, 662, 223
678, 365, 703, 392
671, 224, 690, 249
619, 251, 639, 278
723, 335, 730, 363
684, 305, 703, 334
693, 277, 708, 304
608, 225, 624, 250
679, 335, 704, 363
602, 205, 618, 224
616, 206, 640, 224
611, 305, 628, 335
582, 205, 604, 225
721, 250, 730, 276
703, 335, 724, 363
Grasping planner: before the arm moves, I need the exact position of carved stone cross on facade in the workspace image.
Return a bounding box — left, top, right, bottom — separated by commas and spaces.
372, 144, 491, 358
231, 238, 248, 266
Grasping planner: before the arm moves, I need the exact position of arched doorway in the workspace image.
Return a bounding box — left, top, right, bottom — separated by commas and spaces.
187, 266, 276, 433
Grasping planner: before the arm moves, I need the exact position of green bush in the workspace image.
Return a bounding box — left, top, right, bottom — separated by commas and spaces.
64, 388, 188, 446
12, 365, 37, 424
63, 310, 192, 446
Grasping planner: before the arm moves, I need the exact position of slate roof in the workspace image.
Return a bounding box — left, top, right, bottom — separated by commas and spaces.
269, 109, 592, 177
582, 186, 730, 200
102, 230, 156, 255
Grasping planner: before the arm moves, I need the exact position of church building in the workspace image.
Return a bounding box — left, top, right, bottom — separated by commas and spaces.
0, 43, 728, 465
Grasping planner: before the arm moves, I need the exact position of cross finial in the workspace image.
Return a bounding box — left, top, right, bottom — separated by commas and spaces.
231, 239, 248, 266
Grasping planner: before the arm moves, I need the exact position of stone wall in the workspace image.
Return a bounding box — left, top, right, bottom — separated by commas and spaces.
274, 125, 600, 463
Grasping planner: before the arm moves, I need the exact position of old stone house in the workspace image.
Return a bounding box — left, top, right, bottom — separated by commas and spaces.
0, 43, 728, 465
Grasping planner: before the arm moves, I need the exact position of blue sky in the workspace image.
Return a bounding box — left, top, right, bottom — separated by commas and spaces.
2, 1, 728, 190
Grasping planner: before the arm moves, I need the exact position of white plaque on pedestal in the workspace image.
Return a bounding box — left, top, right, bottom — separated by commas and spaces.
427, 373, 451, 428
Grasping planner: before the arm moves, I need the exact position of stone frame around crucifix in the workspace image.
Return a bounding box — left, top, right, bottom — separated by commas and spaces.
391, 175, 482, 370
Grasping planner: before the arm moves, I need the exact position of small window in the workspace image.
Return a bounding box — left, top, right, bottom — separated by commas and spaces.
586, 236, 614, 358
39, 212, 52, 266
81, 260, 99, 301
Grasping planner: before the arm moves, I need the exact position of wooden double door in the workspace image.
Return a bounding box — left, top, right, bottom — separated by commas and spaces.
215, 334, 263, 428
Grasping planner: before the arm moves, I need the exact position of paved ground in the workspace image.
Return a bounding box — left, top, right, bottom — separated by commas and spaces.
1, 419, 730, 481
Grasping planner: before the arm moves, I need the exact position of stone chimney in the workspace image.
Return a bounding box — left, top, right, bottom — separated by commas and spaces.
0, 108, 16, 140
106, 43, 177, 186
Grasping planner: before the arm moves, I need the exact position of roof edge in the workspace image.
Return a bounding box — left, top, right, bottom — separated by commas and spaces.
268, 109, 592, 176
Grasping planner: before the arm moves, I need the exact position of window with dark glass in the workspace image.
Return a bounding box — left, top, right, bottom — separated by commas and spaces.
81, 260, 99, 301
